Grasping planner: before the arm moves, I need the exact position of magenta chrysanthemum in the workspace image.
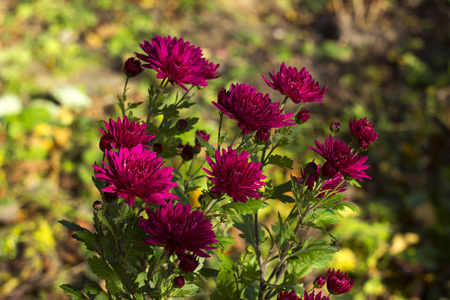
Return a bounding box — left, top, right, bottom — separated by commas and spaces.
262, 62, 326, 103
139, 201, 217, 258
135, 35, 220, 91
349, 117, 379, 150
99, 116, 155, 151
303, 290, 330, 300
308, 135, 370, 181
296, 162, 347, 198
277, 291, 299, 300
203, 147, 266, 203
92, 144, 177, 206
326, 268, 355, 295
213, 83, 295, 135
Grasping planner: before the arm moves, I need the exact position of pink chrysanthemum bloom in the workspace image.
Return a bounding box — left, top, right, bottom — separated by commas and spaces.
326, 268, 355, 295
349, 117, 379, 150
213, 83, 295, 135
135, 35, 220, 91
262, 62, 326, 103
203, 147, 266, 203
296, 163, 347, 199
277, 291, 299, 300
92, 144, 177, 206
99, 116, 155, 151
308, 135, 370, 181
303, 290, 330, 300
139, 201, 217, 258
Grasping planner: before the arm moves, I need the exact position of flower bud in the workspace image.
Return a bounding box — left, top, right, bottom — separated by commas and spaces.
330, 121, 341, 133
195, 130, 211, 146
99, 134, 113, 151
153, 143, 163, 154
176, 119, 188, 131
123, 57, 144, 77
174, 276, 185, 288
245, 246, 255, 255
92, 200, 103, 211
305, 161, 318, 175
179, 254, 199, 273
193, 145, 201, 154
313, 275, 326, 288
295, 109, 311, 124
181, 144, 194, 161
103, 191, 117, 202
255, 130, 270, 144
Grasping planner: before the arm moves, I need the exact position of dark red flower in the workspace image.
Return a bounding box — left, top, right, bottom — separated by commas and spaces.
135, 35, 219, 91
262, 62, 326, 103
174, 276, 185, 287
303, 290, 329, 300
255, 130, 270, 144
176, 119, 188, 130
313, 275, 326, 288
295, 162, 346, 198
195, 130, 211, 146
179, 253, 200, 272
308, 135, 370, 181
99, 116, 155, 151
123, 57, 144, 77
93, 144, 177, 206
181, 143, 195, 161
92, 201, 103, 211
203, 147, 266, 203
349, 117, 378, 150
213, 83, 295, 135
139, 201, 217, 258
277, 291, 299, 300
295, 109, 311, 124
326, 268, 355, 295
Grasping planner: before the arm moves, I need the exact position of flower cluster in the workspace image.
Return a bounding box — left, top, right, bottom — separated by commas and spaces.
99, 116, 155, 151
213, 83, 295, 135
203, 147, 266, 203
262, 62, 326, 103
139, 201, 217, 258
135, 35, 220, 90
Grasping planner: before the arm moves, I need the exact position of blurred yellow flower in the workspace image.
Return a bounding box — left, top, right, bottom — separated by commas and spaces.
328, 248, 357, 272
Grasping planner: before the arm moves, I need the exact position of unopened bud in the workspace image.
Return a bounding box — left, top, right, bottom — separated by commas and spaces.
176, 119, 188, 131
330, 121, 341, 133
153, 143, 163, 154
174, 276, 185, 288
255, 130, 270, 144
123, 57, 143, 77
313, 275, 326, 288
93, 200, 103, 211
295, 109, 311, 124
181, 144, 194, 161
305, 161, 318, 175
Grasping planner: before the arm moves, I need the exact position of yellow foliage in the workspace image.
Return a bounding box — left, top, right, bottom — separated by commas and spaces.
328, 248, 357, 272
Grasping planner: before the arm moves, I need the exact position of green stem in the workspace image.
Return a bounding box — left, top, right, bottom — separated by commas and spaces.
120, 76, 130, 118
146, 78, 168, 125
218, 112, 223, 149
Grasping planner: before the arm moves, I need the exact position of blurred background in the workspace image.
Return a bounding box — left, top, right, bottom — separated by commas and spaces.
0, 0, 449, 299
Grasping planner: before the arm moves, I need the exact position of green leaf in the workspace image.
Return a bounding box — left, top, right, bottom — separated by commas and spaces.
215, 235, 236, 250
60, 284, 88, 300
87, 256, 125, 293
222, 198, 268, 214
266, 154, 293, 169
172, 284, 200, 298
288, 238, 338, 265
172, 186, 190, 205
127, 101, 143, 109
134, 272, 147, 290
231, 214, 257, 247
200, 267, 219, 277
195, 133, 216, 153
58, 220, 88, 233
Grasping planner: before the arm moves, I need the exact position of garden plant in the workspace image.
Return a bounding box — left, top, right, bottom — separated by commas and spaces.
60, 35, 378, 300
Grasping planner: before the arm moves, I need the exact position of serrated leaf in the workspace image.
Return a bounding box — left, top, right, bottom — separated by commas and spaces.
266, 154, 293, 169
172, 284, 200, 297
222, 198, 268, 214
60, 284, 88, 300
215, 235, 236, 250
127, 101, 144, 109
195, 133, 216, 153
87, 256, 125, 293
134, 272, 147, 289
288, 238, 338, 265
231, 214, 257, 247
58, 220, 88, 233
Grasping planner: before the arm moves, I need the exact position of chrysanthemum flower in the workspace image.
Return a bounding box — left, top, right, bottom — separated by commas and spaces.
213, 83, 295, 135
179, 253, 200, 272
135, 35, 220, 91
123, 57, 144, 77
326, 268, 355, 295
99, 116, 155, 151
262, 62, 326, 103
203, 147, 266, 203
303, 290, 330, 300
295, 162, 347, 197
308, 135, 370, 181
139, 201, 217, 258
277, 290, 299, 300
349, 117, 378, 150
93, 144, 177, 206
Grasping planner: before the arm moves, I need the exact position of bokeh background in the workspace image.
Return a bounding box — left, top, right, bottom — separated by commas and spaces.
0, 0, 449, 299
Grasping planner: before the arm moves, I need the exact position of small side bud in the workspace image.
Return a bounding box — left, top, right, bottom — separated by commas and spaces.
153, 143, 163, 154
305, 161, 318, 175
295, 109, 311, 124
255, 130, 270, 144
245, 246, 255, 255
174, 276, 185, 288
181, 144, 194, 161
330, 121, 341, 133
123, 57, 144, 77
313, 275, 326, 288
176, 119, 188, 131
93, 200, 103, 211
